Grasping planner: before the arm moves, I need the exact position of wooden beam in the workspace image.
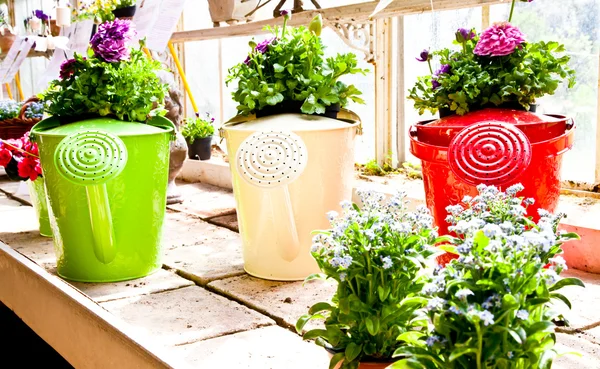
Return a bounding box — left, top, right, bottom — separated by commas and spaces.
596, 51, 600, 184
170, 0, 503, 43
0, 243, 190, 369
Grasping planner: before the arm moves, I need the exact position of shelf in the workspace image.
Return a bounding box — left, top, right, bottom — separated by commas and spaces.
170, 0, 503, 43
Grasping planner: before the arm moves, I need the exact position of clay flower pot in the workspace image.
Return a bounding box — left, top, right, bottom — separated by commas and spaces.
0, 31, 16, 54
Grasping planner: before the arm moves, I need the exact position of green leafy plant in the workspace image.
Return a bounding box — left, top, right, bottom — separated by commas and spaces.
76, 0, 133, 23
393, 184, 584, 369
117, 0, 136, 8
297, 190, 447, 369
226, 14, 368, 116
408, 0, 575, 116
181, 112, 215, 143
41, 20, 167, 123
0, 100, 21, 120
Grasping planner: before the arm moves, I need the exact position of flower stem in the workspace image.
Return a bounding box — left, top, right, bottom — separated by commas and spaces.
427, 60, 433, 75
508, 0, 517, 22
281, 15, 288, 39
0, 140, 39, 158
475, 322, 483, 369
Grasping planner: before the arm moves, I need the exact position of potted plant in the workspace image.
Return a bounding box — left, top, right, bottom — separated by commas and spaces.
405, 0, 576, 249
393, 184, 585, 368
181, 112, 215, 161
34, 19, 175, 283
222, 13, 369, 281
0, 9, 16, 54
207, 0, 259, 27
112, 0, 137, 19
296, 190, 447, 368
0, 98, 45, 139
0, 131, 52, 237
76, 0, 119, 24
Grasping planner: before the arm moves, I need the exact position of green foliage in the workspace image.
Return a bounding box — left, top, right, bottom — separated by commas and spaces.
41, 46, 168, 123
181, 113, 215, 143
393, 184, 584, 369
297, 191, 446, 368
226, 15, 369, 116
409, 32, 576, 116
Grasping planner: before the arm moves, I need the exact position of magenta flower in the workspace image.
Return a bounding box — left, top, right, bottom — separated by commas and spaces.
435, 64, 451, 76
90, 19, 136, 63
280, 9, 291, 17
59, 58, 78, 79
416, 49, 430, 62
474, 22, 525, 57
244, 37, 274, 65
431, 79, 441, 90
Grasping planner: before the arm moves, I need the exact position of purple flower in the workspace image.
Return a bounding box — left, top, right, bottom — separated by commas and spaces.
90, 19, 136, 63
431, 79, 440, 90
255, 37, 274, 54
456, 28, 475, 42
33, 10, 49, 22
474, 22, 526, 57
59, 58, 81, 80
416, 49, 430, 62
280, 9, 291, 18
435, 64, 451, 75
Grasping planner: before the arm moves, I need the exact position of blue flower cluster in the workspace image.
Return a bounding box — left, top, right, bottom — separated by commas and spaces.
24, 101, 44, 119
0, 100, 21, 121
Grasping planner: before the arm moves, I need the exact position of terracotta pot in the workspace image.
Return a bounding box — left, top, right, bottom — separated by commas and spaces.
0, 32, 16, 54
50, 20, 61, 37
207, 0, 259, 26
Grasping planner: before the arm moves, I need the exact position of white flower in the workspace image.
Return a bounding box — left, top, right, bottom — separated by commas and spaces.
363, 229, 377, 240
507, 352, 514, 359
538, 208, 551, 218
516, 309, 529, 320
340, 200, 352, 209
483, 224, 502, 238
339, 272, 347, 281
523, 198, 535, 206
462, 195, 473, 203
326, 210, 339, 221
545, 269, 559, 286
500, 221, 514, 233
449, 306, 461, 315
446, 204, 463, 215
479, 310, 495, 326
550, 256, 568, 271
381, 256, 393, 270
456, 288, 474, 300
506, 183, 524, 196
426, 297, 446, 311
310, 243, 323, 253
423, 283, 441, 295
426, 335, 440, 347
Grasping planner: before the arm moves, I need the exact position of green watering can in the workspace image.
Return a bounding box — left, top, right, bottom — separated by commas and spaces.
31, 116, 175, 282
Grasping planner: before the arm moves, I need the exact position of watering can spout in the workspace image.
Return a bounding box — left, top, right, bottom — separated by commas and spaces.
54, 130, 128, 265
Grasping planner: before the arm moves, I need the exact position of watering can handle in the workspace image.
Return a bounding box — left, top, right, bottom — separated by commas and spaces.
54, 130, 128, 265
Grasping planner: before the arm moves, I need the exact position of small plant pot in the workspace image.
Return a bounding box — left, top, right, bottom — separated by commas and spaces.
112, 5, 137, 19
186, 136, 212, 161
50, 20, 61, 37
439, 102, 537, 118
0, 32, 16, 54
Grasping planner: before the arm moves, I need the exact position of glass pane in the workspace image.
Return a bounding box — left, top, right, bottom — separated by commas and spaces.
490, 0, 598, 183
403, 8, 482, 162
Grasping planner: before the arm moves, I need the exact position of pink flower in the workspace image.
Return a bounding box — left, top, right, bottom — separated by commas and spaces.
474, 22, 525, 57
17, 155, 41, 181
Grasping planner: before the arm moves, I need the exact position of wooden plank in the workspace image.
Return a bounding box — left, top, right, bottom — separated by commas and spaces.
596, 51, 600, 184
170, 0, 503, 43
396, 15, 406, 165
481, 5, 490, 28
375, 18, 393, 165
0, 243, 190, 369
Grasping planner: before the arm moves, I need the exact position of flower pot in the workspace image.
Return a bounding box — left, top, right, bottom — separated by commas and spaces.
50, 20, 61, 37
186, 136, 212, 161
112, 5, 137, 19
207, 0, 259, 26
27, 178, 52, 238
326, 349, 394, 369
0, 32, 16, 54
222, 111, 361, 280
438, 102, 537, 118
55, 7, 71, 28
30, 116, 176, 282
409, 109, 575, 265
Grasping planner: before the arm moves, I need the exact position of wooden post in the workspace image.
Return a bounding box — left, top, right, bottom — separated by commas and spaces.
5, 83, 12, 99
395, 15, 405, 165
15, 72, 24, 101
374, 18, 393, 166
482, 5, 490, 28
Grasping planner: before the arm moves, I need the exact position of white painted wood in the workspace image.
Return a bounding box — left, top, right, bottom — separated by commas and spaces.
0, 243, 190, 369
374, 18, 393, 165
170, 0, 503, 43
396, 15, 406, 165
